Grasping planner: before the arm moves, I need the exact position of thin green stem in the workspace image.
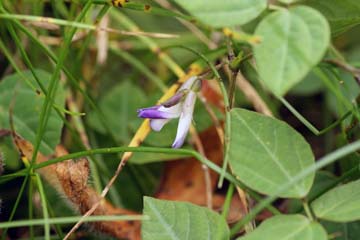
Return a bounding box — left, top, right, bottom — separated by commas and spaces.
28, 177, 34, 240
0, 215, 148, 229
230, 138, 360, 236
31, 1, 92, 166
302, 200, 314, 221
34, 174, 50, 240
221, 183, 235, 219
0, 13, 177, 38
278, 96, 354, 135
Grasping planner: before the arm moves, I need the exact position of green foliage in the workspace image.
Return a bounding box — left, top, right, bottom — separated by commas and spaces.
237, 215, 327, 240
173, 0, 267, 27
87, 81, 145, 143
321, 220, 360, 240
312, 180, 360, 222
254, 6, 330, 96
0, 70, 65, 154
1, 0, 360, 239
305, 0, 360, 36
142, 197, 230, 240
228, 108, 315, 198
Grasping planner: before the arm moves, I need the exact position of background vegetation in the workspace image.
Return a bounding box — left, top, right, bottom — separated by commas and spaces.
0, 0, 360, 239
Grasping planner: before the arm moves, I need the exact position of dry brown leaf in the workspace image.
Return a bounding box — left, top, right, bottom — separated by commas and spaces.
156, 126, 245, 222
201, 79, 224, 110
10, 133, 140, 240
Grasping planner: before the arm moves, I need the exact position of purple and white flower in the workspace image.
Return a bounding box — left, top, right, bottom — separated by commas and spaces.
137, 76, 200, 148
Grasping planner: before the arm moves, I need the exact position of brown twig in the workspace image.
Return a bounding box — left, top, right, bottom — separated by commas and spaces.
189, 126, 213, 209
96, 14, 109, 65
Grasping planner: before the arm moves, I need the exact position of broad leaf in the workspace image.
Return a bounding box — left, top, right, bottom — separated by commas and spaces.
237, 215, 327, 240
0, 70, 65, 155
173, 0, 267, 27
228, 108, 315, 198
142, 197, 229, 240
312, 180, 360, 222
254, 6, 330, 96
87, 81, 145, 143
306, 0, 360, 36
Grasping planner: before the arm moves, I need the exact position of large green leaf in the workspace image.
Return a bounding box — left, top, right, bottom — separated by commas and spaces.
142, 197, 229, 240
237, 215, 327, 240
0, 70, 65, 155
87, 81, 145, 143
173, 0, 267, 27
228, 108, 315, 198
312, 180, 360, 222
306, 0, 360, 36
254, 6, 330, 96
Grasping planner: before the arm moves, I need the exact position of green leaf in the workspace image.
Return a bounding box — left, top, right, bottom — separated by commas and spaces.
237, 215, 327, 240
173, 0, 267, 27
254, 6, 330, 96
290, 70, 324, 96
0, 70, 65, 155
321, 220, 360, 240
228, 108, 315, 198
142, 197, 230, 240
312, 180, 360, 222
306, 0, 360, 36
87, 81, 145, 143
288, 171, 338, 213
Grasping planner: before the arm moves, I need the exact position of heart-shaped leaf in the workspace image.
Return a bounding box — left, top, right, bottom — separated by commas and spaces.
254, 6, 330, 96
173, 0, 267, 27
227, 108, 315, 198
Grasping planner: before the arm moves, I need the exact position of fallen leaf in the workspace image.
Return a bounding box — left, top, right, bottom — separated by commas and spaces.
8, 132, 141, 240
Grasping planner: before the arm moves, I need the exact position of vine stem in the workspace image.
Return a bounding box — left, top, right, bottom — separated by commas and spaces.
302, 200, 314, 221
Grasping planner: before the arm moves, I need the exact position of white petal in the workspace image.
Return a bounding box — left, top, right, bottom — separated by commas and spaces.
157, 104, 182, 118
179, 76, 198, 91
172, 91, 196, 148
150, 119, 171, 131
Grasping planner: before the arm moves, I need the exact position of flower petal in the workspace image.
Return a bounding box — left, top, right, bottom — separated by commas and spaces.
138, 104, 181, 119
172, 91, 196, 148
150, 119, 171, 131
179, 76, 198, 91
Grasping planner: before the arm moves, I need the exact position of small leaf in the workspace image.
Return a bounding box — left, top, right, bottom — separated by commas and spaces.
173, 0, 267, 27
237, 215, 327, 240
254, 6, 330, 96
142, 197, 230, 240
312, 180, 360, 222
306, 0, 360, 36
0, 70, 65, 155
228, 108, 315, 198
